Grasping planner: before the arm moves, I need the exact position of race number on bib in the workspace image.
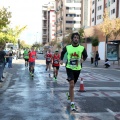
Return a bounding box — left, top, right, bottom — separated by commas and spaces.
47, 58, 51, 61
54, 60, 59, 64
69, 59, 79, 68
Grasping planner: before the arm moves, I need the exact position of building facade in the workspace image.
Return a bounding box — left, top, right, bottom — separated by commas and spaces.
42, 1, 55, 45
55, 0, 82, 41
84, 0, 120, 61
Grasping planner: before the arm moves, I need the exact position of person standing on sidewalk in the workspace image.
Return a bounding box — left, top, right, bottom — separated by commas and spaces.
90, 51, 94, 64
8, 47, 13, 68
94, 51, 100, 67
60, 32, 87, 111
29, 47, 37, 77
23, 48, 29, 67
0, 45, 8, 82
52, 50, 61, 80
44, 48, 53, 77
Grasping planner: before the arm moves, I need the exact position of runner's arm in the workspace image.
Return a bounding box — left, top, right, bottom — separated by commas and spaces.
60, 46, 67, 60
81, 48, 88, 61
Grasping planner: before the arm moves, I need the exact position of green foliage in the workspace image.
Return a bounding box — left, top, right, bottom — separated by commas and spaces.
0, 7, 11, 31
19, 40, 31, 49
32, 42, 42, 49
57, 43, 61, 49
91, 36, 99, 47
0, 26, 27, 44
78, 28, 85, 43
0, 32, 16, 44
112, 18, 120, 40
100, 10, 113, 38
49, 40, 57, 46
62, 37, 71, 45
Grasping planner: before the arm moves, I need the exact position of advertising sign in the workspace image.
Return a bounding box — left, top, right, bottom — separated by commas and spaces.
107, 44, 119, 61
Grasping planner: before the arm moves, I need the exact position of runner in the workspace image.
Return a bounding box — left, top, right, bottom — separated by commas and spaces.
29, 47, 37, 77
60, 32, 87, 111
52, 50, 60, 81
44, 48, 52, 77
23, 48, 29, 67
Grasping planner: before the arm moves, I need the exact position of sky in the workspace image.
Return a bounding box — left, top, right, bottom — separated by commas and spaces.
0, 0, 51, 45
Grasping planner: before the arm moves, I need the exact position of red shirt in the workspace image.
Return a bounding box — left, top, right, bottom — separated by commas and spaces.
52, 54, 60, 66
29, 51, 36, 62
46, 52, 52, 62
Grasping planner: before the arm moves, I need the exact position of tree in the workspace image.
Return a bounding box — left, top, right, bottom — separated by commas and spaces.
91, 36, 99, 51
0, 7, 11, 31
32, 42, 42, 50
112, 18, 120, 40
49, 40, 57, 46
78, 27, 85, 44
100, 9, 113, 42
62, 29, 73, 46
100, 9, 113, 59
19, 40, 31, 49
56, 42, 61, 50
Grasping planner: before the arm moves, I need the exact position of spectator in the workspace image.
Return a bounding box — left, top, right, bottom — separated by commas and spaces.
90, 51, 94, 64
8, 47, 13, 68
0, 45, 8, 82
104, 59, 110, 68
94, 51, 100, 67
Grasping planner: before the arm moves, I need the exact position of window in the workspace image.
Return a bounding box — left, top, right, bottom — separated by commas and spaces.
66, 27, 72, 30
66, 0, 72, 3
97, 15, 101, 20
92, 18, 94, 22
92, 9, 94, 13
66, 21, 75, 24
111, 8, 115, 14
98, 0, 102, 1
74, 7, 80, 10
66, 7, 69, 10
74, 0, 80, 3
66, 14, 80, 17
98, 6, 102, 10
111, 0, 115, 4
92, 1, 95, 5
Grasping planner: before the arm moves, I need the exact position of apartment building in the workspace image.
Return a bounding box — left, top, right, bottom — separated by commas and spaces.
55, 0, 82, 41
42, 1, 55, 45
81, 0, 91, 28
84, 0, 120, 60
90, 0, 119, 26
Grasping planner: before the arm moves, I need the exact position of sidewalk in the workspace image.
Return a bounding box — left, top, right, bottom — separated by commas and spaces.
0, 72, 8, 88
85, 59, 120, 70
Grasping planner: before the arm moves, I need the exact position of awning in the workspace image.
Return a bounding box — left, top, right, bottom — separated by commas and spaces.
109, 40, 120, 43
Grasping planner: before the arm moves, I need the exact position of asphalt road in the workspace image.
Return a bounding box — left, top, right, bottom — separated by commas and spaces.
0, 54, 120, 120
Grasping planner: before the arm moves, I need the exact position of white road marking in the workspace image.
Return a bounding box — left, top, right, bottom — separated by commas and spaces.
106, 108, 116, 116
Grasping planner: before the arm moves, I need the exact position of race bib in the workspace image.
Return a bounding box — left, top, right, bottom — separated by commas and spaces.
32, 55, 35, 59
69, 59, 78, 68
47, 58, 51, 61
54, 60, 59, 64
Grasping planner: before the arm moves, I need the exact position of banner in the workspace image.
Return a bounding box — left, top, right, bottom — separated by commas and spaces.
107, 44, 119, 61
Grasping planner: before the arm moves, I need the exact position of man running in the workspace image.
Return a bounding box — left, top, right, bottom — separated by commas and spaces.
60, 32, 87, 111
52, 50, 60, 80
29, 47, 37, 77
23, 48, 29, 67
44, 48, 52, 77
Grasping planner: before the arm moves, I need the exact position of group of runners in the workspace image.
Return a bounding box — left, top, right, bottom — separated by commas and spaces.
23, 32, 88, 111
23, 47, 37, 77
44, 48, 61, 80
